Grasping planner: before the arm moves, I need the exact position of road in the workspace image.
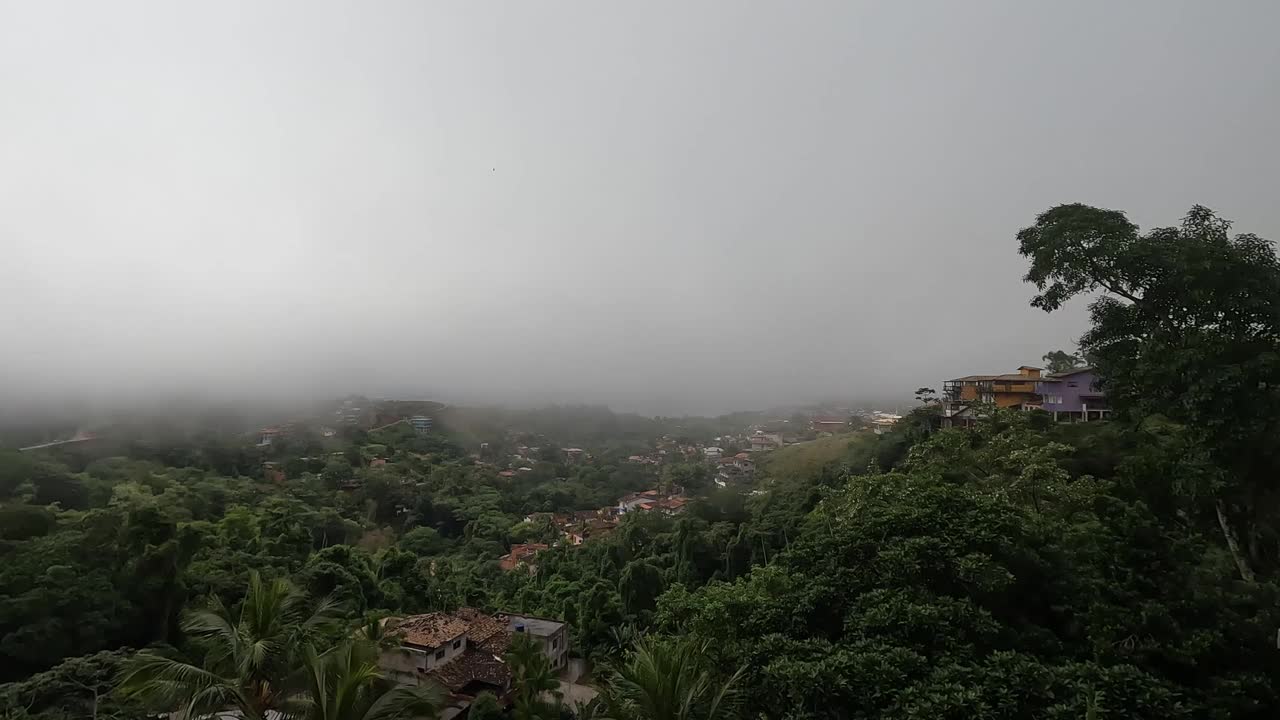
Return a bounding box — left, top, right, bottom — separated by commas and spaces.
18, 431, 97, 452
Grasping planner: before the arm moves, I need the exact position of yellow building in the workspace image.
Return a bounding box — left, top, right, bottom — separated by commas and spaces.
943, 366, 1043, 409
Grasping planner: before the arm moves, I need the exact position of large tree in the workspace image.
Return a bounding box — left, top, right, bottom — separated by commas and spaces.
1041, 349, 1084, 374
1018, 203, 1280, 580
655, 417, 1280, 718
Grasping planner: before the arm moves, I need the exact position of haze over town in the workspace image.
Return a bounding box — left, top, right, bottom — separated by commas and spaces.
3, 1, 1278, 415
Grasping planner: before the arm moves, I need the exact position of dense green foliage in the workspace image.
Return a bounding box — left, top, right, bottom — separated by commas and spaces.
1020, 204, 1280, 579
3, 203, 1280, 718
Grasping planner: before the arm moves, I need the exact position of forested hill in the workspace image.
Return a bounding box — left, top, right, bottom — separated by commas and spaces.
3, 204, 1280, 719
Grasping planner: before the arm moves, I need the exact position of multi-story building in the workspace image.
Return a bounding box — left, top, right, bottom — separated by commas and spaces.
715, 453, 755, 486
1035, 368, 1109, 421
749, 431, 783, 452
943, 366, 1043, 407
940, 366, 1043, 426
409, 416, 433, 433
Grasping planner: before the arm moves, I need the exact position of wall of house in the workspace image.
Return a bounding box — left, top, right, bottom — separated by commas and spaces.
423, 635, 466, 670
994, 392, 1037, 408
379, 647, 425, 686
378, 634, 466, 683
1037, 371, 1101, 413
508, 617, 570, 671
539, 625, 569, 670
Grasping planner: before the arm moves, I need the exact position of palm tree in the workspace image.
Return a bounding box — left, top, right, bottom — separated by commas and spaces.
595, 636, 743, 720
505, 632, 561, 720
119, 570, 339, 719
287, 641, 444, 720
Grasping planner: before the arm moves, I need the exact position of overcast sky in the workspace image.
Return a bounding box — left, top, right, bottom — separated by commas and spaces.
2, 1, 1278, 416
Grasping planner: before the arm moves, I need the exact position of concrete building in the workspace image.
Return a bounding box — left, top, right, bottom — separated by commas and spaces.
749, 431, 783, 452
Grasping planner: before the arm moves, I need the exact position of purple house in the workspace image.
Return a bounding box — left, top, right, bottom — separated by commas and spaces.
1035, 368, 1110, 421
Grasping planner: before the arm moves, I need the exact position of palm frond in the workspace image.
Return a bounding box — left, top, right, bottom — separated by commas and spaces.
361, 683, 445, 720
119, 651, 240, 714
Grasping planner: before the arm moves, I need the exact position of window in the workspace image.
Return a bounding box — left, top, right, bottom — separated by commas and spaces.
453, 639, 462, 650
1044, 395, 1062, 405
435, 649, 446, 660
1067, 382, 1078, 388
552, 638, 559, 649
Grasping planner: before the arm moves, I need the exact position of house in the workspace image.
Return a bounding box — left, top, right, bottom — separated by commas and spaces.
562, 448, 586, 464
566, 516, 619, 544
715, 454, 755, 486
749, 431, 783, 452
499, 543, 548, 572
655, 496, 688, 514
702, 446, 723, 461
941, 366, 1044, 426
379, 609, 571, 712
262, 462, 286, 483
944, 366, 1043, 408
617, 489, 662, 514
809, 416, 849, 434
870, 412, 902, 435
258, 426, 283, 446
626, 453, 661, 465
1036, 368, 1109, 421
409, 416, 434, 433
617, 488, 687, 515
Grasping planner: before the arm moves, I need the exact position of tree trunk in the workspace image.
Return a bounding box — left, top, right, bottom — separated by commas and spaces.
1216, 499, 1256, 582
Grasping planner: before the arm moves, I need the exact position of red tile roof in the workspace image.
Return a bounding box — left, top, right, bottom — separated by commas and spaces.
386, 613, 469, 649
429, 648, 510, 693
498, 544, 548, 571
456, 607, 511, 652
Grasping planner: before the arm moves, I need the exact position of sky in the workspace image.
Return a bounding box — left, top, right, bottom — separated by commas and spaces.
2, 1, 1278, 416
